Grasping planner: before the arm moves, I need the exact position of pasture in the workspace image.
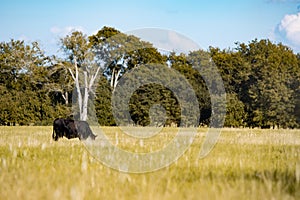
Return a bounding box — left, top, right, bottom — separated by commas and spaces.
0, 126, 299, 200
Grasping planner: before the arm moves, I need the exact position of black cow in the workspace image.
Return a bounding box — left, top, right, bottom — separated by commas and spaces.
52, 118, 78, 141
52, 118, 97, 141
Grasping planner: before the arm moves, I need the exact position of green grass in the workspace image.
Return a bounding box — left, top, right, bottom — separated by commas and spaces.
0, 127, 299, 200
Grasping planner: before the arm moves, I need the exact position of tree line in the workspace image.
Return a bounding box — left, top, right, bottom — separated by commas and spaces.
0, 26, 299, 128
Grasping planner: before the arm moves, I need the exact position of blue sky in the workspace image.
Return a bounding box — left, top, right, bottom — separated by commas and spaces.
1, 0, 300, 55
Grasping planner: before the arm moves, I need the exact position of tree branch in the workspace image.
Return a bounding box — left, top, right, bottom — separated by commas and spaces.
68, 68, 76, 81
89, 67, 101, 91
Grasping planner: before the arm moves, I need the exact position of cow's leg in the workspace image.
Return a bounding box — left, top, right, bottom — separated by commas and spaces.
54, 131, 59, 141
52, 129, 55, 140
52, 129, 59, 141
53, 128, 60, 141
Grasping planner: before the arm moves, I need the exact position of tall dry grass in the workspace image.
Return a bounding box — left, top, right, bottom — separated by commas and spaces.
0, 127, 299, 199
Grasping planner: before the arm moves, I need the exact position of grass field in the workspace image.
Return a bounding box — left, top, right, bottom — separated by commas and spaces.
0, 126, 299, 200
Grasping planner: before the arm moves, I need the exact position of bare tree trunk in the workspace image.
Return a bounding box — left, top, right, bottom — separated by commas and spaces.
113, 69, 121, 89
110, 68, 121, 90
69, 59, 83, 118
68, 58, 101, 121
61, 91, 69, 106
110, 68, 115, 88
82, 71, 89, 121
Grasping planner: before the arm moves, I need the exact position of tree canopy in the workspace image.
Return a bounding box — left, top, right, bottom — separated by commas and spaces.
0, 27, 299, 128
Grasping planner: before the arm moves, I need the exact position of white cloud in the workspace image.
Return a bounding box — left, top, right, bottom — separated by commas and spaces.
278, 12, 300, 46
274, 12, 300, 52
166, 31, 199, 53
126, 28, 200, 54
50, 26, 86, 36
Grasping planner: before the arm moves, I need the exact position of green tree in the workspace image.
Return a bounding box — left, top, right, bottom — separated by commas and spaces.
94, 75, 115, 126
129, 83, 181, 126
237, 39, 299, 128
224, 93, 246, 127
209, 47, 250, 127
89, 26, 163, 89
61, 31, 101, 121
48, 60, 74, 106
0, 40, 63, 125
90, 27, 170, 126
